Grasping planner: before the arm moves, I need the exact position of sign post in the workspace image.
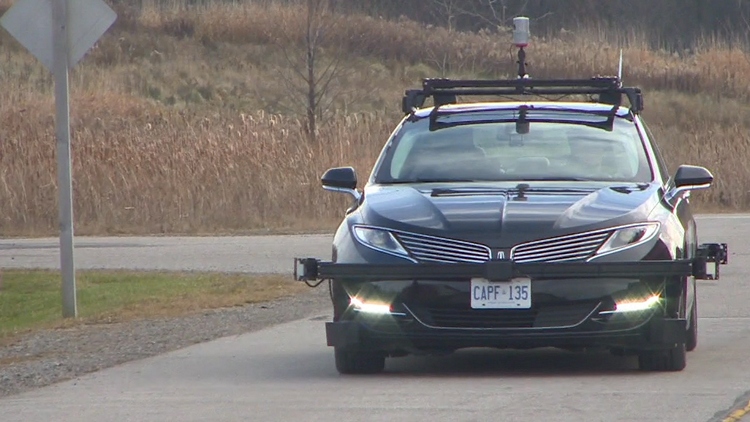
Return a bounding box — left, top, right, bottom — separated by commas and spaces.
1, 0, 117, 318
52, 0, 77, 318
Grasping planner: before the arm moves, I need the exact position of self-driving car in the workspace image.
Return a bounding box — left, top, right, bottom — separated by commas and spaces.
295, 64, 727, 375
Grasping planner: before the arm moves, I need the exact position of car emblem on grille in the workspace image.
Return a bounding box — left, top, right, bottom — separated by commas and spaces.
496, 250, 506, 260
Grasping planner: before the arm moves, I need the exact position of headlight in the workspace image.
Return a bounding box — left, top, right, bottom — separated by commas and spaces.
598, 294, 661, 315
353, 226, 410, 258
350, 297, 392, 315
349, 296, 407, 317
596, 222, 660, 255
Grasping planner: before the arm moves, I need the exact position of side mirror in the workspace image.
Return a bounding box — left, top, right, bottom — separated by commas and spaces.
321, 167, 361, 202
674, 165, 713, 188
665, 165, 713, 205
322, 166, 357, 189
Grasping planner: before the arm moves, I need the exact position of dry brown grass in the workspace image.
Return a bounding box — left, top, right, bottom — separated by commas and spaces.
1, 0, 749, 236
137, 1, 750, 100
0, 92, 388, 235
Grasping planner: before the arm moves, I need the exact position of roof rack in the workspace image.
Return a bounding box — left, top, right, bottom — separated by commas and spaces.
402, 77, 644, 115
402, 17, 644, 117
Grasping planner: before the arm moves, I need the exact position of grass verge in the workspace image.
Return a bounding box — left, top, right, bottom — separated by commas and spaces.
0, 269, 307, 343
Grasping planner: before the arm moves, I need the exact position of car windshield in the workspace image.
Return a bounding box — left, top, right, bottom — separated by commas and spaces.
375, 110, 653, 184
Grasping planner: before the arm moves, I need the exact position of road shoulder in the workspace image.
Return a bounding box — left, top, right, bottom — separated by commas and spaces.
0, 286, 330, 397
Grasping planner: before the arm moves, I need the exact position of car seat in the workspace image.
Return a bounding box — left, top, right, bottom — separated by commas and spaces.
401, 129, 487, 180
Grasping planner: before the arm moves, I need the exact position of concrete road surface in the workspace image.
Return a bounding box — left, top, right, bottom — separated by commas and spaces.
1, 215, 749, 422
0, 233, 330, 274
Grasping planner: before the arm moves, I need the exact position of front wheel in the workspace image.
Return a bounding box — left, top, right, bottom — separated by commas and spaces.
638, 343, 687, 371
334, 347, 386, 374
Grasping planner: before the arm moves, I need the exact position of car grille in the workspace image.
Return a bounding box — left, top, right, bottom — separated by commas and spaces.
405, 301, 599, 329
395, 232, 491, 263
511, 230, 612, 263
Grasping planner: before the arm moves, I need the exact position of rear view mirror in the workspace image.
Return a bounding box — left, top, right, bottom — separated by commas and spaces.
674, 165, 713, 188
515, 107, 529, 134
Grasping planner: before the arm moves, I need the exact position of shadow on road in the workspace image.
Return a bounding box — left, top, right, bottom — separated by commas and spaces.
385, 347, 639, 377
239, 347, 649, 382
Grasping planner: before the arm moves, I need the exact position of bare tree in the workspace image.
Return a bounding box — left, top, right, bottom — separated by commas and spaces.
429, 0, 464, 31
271, 0, 353, 143
463, 0, 511, 30
456, 0, 557, 33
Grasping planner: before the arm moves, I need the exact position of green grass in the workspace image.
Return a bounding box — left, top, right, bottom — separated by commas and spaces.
0, 269, 306, 342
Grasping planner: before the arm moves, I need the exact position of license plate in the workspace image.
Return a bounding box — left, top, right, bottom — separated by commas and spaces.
470, 277, 531, 309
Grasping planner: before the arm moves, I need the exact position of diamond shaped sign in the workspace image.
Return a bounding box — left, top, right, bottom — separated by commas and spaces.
0, 0, 116, 72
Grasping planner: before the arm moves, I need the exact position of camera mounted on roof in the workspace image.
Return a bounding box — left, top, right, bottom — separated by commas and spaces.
401, 16, 644, 115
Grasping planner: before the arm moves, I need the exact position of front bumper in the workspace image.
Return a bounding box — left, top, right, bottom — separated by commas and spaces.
296, 243, 725, 353
326, 316, 687, 353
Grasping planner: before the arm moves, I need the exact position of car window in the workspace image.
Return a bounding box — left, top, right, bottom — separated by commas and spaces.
377, 112, 653, 183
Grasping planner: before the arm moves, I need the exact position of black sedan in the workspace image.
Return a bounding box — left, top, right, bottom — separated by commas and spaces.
295, 77, 727, 374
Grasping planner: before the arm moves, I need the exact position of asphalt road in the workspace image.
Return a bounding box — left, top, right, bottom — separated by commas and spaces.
1, 215, 749, 422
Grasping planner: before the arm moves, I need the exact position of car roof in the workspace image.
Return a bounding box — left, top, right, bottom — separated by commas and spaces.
411, 101, 633, 119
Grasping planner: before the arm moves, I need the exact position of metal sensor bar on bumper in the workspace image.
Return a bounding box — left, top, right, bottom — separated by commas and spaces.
294, 259, 696, 282
294, 242, 727, 283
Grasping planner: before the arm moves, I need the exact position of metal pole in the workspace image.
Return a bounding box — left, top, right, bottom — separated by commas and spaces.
517, 47, 527, 79
52, 0, 77, 318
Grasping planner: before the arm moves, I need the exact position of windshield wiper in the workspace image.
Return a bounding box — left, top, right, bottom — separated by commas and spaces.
430, 117, 618, 132
609, 183, 651, 193
431, 187, 509, 197
514, 177, 596, 182
382, 178, 480, 184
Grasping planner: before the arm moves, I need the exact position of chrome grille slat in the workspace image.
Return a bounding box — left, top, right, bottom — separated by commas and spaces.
519, 252, 592, 263
543, 252, 593, 262
512, 238, 606, 258
395, 232, 490, 263
514, 245, 601, 261
514, 231, 610, 247
421, 256, 485, 263
409, 248, 487, 262
400, 240, 488, 256
513, 233, 610, 251
420, 257, 461, 263
512, 230, 612, 263
397, 233, 491, 249
400, 243, 488, 257
546, 255, 591, 262
513, 250, 596, 263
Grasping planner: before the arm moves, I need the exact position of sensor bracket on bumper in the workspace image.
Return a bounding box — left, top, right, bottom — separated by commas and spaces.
693, 243, 728, 280
295, 258, 704, 282
296, 242, 728, 284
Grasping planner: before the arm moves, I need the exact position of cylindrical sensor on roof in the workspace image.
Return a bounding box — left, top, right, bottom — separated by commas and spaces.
513, 17, 530, 47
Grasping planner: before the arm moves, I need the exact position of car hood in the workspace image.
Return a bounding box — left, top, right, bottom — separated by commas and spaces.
359, 183, 661, 247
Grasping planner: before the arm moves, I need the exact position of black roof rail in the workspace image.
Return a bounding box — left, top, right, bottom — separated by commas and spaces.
402, 77, 644, 115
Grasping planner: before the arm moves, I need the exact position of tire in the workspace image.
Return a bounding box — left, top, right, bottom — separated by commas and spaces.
638, 343, 687, 372
334, 347, 386, 374
686, 288, 698, 352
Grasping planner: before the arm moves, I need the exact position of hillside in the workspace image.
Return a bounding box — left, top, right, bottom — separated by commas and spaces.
1, 0, 749, 235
